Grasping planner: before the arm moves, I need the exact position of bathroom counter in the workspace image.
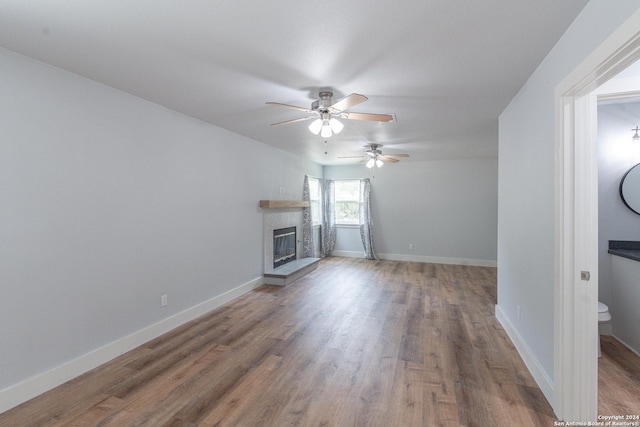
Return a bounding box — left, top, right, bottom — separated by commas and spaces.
608, 248, 640, 261
608, 240, 640, 262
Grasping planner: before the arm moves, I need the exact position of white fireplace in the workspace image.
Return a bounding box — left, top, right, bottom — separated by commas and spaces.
263, 209, 303, 272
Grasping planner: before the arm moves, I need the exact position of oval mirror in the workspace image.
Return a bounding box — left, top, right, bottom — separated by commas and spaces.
620, 163, 640, 215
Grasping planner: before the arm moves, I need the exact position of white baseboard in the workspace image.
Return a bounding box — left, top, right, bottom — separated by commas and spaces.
612, 334, 640, 358
331, 250, 497, 268
495, 304, 554, 404
0, 276, 263, 414
331, 250, 365, 258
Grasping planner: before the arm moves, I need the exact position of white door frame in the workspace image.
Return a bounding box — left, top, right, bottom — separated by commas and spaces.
554, 12, 640, 421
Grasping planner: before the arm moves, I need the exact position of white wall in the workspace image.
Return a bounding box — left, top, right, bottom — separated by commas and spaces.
0, 47, 322, 410
497, 0, 640, 399
597, 100, 640, 307
324, 158, 498, 266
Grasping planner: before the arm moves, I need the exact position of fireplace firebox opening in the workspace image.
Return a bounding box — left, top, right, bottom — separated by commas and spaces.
273, 226, 296, 268
273, 227, 297, 268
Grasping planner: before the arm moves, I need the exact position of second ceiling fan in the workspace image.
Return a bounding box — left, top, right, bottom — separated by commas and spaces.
266, 91, 395, 138
339, 143, 409, 168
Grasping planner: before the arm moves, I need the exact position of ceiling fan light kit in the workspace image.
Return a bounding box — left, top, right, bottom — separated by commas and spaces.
308, 112, 344, 138
365, 157, 385, 169
365, 158, 384, 169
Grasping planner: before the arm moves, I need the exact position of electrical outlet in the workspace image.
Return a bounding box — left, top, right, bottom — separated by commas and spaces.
161, 294, 168, 307
408, 243, 414, 250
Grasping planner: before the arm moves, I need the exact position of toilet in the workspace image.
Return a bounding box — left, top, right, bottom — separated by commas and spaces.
598, 301, 612, 358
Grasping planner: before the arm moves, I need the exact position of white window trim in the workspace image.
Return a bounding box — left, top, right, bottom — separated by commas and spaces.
336, 223, 359, 228
333, 179, 363, 227
308, 176, 323, 227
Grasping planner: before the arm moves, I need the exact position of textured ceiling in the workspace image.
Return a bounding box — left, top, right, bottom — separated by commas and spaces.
0, 1, 590, 164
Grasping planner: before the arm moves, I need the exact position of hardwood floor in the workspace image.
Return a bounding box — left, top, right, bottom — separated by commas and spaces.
0, 257, 559, 426
599, 335, 640, 417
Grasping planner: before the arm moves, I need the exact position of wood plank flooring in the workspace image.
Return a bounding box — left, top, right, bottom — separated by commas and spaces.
599, 335, 640, 417
1, 257, 560, 426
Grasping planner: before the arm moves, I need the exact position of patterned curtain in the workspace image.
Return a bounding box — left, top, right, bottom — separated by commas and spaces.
359, 178, 378, 260
321, 179, 337, 257
301, 175, 314, 258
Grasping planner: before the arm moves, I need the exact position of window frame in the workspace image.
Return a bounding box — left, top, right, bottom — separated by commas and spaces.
308, 176, 323, 227
333, 179, 361, 226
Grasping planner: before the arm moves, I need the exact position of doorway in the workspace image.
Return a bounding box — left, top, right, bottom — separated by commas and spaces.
555, 14, 640, 421
595, 78, 640, 415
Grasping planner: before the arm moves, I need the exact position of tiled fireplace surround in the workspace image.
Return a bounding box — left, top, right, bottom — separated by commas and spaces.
263, 209, 303, 272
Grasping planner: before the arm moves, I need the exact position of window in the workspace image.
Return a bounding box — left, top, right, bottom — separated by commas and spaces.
334, 180, 360, 225
308, 177, 322, 226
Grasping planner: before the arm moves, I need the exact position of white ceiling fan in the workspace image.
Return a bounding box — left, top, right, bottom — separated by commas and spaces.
339, 143, 409, 168
266, 91, 395, 138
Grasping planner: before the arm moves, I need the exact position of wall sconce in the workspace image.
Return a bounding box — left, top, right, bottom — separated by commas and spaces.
633, 126, 640, 141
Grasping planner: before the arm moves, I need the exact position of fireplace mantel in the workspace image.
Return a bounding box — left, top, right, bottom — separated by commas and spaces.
259, 200, 309, 209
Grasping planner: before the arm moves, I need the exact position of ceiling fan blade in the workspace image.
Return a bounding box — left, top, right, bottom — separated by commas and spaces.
329, 93, 368, 112
342, 112, 395, 122
384, 153, 410, 158
270, 117, 310, 126
379, 155, 399, 163
266, 101, 313, 113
